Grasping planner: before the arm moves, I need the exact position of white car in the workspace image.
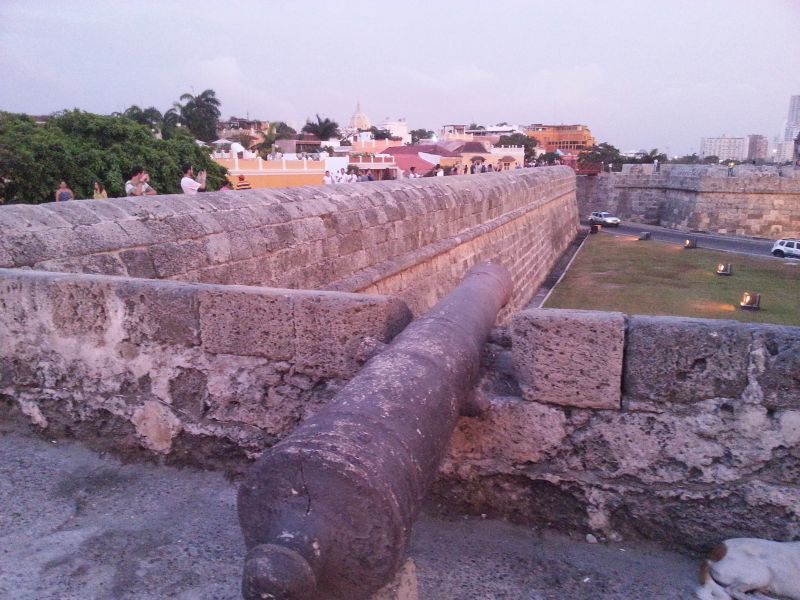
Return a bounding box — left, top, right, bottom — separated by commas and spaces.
771, 239, 800, 258
589, 211, 621, 227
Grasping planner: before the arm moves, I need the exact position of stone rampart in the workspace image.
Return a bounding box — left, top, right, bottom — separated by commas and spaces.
0, 167, 577, 317
0, 169, 577, 464
432, 310, 800, 549
577, 165, 800, 238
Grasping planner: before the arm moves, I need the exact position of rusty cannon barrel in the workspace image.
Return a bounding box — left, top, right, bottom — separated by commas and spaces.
237, 263, 513, 600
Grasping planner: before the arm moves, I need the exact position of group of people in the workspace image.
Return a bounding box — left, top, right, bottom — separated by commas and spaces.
323, 168, 375, 184
53, 166, 253, 201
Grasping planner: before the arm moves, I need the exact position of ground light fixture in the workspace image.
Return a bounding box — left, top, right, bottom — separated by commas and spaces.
716, 263, 732, 276
590, 224, 600, 234
639, 232, 651, 240
684, 237, 697, 249
739, 292, 761, 310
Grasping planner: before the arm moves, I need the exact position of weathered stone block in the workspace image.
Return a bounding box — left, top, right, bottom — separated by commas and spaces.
511, 308, 624, 409
752, 325, 800, 410
116, 280, 200, 347
293, 291, 412, 377
199, 287, 295, 359
625, 316, 750, 404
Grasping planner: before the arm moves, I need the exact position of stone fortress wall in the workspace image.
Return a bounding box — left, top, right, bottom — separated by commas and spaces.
2, 168, 798, 550
577, 164, 800, 238
0, 168, 577, 461
434, 310, 800, 550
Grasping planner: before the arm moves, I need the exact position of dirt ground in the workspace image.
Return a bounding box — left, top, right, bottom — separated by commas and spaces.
0, 432, 699, 599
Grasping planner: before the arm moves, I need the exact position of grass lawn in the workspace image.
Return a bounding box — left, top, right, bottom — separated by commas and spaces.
544, 232, 800, 327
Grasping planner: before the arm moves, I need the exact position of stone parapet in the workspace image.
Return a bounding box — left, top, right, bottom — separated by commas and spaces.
433, 311, 800, 550
0, 268, 411, 464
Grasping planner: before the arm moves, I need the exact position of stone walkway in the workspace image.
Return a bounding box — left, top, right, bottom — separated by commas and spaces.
0, 432, 698, 599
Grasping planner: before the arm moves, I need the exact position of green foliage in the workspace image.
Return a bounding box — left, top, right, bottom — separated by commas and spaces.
702, 155, 720, 164
539, 152, 561, 165
254, 121, 297, 158
496, 133, 538, 163
409, 128, 434, 144
301, 114, 341, 140
578, 142, 623, 167
0, 110, 227, 204
178, 89, 221, 142
369, 126, 393, 140
468, 123, 485, 130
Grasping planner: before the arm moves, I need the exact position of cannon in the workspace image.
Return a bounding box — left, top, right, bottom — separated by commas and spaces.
237, 263, 513, 599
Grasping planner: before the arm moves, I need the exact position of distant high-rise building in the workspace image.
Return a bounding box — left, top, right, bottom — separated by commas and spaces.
783, 94, 800, 141
746, 135, 769, 161
700, 135, 747, 161
775, 140, 796, 163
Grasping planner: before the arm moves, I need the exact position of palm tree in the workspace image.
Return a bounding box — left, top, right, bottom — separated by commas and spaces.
161, 106, 181, 139
178, 89, 221, 142
254, 121, 297, 158
301, 114, 341, 141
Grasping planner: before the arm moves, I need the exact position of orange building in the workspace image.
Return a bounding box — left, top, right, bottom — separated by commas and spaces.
524, 124, 595, 153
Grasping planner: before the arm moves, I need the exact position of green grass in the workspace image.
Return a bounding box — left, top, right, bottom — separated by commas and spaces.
544, 232, 800, 326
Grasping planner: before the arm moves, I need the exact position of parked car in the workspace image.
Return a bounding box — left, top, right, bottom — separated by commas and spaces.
771, 239, 800, 258
589, 211, 621, 227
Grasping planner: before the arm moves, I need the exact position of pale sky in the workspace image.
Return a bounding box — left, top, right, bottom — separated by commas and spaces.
1, 0, 798, 155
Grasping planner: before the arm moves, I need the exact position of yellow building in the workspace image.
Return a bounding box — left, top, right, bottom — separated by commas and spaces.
214, 157, 324, 188
524, 124, 595, 153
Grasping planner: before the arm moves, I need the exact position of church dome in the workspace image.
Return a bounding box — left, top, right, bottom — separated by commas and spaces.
348, 102, 371, 131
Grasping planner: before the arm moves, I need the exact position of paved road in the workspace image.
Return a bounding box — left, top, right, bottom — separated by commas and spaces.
585, 221, 779, 258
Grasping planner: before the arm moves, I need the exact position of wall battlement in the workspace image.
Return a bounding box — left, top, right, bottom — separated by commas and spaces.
0, 167, 577, 316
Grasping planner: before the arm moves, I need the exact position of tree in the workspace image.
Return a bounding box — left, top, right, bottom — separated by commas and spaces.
638, 148, 668, 164
301, 114, 341, 140
579, 142, 623, 169
702, 155, 720, 164
468, 123, 485, 130
672, 153, 700, 164
539, 152, 561, 165
236, 131, 255, 149
0, 110, 228, 203
177, 89, 221, 142
410, 129, 434, 144
496, 133, 538, 163
254, 121, 297, 158
369, 126, 393, 140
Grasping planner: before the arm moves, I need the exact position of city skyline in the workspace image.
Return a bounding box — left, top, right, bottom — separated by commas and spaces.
1, 0, 798, 156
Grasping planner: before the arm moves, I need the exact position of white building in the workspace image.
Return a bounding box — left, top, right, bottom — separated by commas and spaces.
774, 140, 796, 163
375, 117, 411, 144
700, 136, 747, 161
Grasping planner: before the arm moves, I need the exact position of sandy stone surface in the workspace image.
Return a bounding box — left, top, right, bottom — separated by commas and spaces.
512, 309, 625, 409
0, 432, 698, 600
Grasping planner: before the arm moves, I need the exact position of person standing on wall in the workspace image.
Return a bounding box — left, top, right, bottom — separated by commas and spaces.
235, 174, 252, 190
54, 180, 74, 202
93, 181, 108, 199
125, 167, 157, 196
180, 164, 206, 195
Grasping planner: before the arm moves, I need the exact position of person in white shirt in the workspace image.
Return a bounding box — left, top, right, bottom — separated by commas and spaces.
435, 165, 444, 177
180, 164, 206, 195
406, 166, 420, 178
125, 166, 157, 196
323, 171, 334, 185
